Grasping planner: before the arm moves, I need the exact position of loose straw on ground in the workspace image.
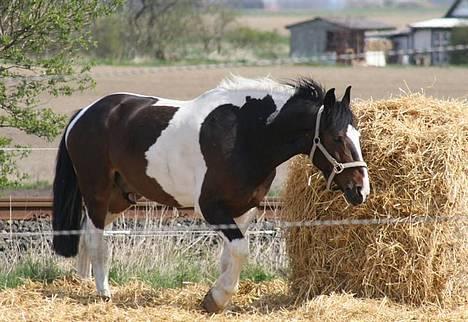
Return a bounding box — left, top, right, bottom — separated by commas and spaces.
0, 277, 466, 321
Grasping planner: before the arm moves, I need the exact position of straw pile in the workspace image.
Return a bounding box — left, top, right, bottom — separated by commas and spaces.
283, 94, 467, 306
1, 277, 466, 321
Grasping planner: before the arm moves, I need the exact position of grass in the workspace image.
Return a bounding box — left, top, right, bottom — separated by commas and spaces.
88, 57, 228, 68
1, 207, 285, 292
109, 258, 208, 288
1, 256, 278, 291
0, 258, 67, 290
0, 180, 51, 197
240, 263, 276, 283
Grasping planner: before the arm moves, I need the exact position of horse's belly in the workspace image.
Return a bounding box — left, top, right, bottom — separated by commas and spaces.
143, 101, 211, 210
144, 136, 206, 209
148, 162, 197, 207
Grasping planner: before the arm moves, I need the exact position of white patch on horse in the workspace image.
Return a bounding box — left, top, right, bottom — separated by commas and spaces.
144, 76, 296, 212
219, 75, 295, 125
83, 214, 111, 298
346, 125, 370, 201
234, 207, 257, 235
110, 92, 157, 98
212, 238, 249, 308
77, 229, 92, 279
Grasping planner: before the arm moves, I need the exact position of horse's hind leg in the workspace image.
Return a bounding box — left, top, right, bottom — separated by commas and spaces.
77, 213, 117, 280
82, 198, 112, 298
77, 217, 92, 279
70, 159, 114, 299
202, 207, 257, 313
77, 177, 132, 285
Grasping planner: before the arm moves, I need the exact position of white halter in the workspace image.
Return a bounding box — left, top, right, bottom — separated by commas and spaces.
309, 106, 368, 190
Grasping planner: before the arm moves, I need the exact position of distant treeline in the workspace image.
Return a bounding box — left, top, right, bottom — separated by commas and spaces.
89, 0, 288, 64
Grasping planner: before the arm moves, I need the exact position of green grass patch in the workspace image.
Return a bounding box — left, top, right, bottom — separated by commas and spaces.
109, 259, 277, 289
0, 258, 66, 290
0, 180, 51, 197
137, 261, 207, 289
109, 263, 132, 285
2, 180, 51, 191
241, 263, 276, 282
1, 255, 280, 291
88, 57, 225, 67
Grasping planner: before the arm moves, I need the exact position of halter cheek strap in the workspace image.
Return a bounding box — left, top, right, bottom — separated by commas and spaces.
309, 106, 368, 191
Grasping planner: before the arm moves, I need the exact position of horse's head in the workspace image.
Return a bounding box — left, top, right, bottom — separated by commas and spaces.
309, 86, 370, 205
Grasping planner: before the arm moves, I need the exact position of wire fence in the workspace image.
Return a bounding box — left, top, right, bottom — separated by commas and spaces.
0, 147, 58, 151
1, 214, 466, 238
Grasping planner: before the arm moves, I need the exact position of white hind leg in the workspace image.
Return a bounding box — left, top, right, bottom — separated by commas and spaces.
76, 217, 92, 279
77, 211, 119, 297
84, 215, 111, 298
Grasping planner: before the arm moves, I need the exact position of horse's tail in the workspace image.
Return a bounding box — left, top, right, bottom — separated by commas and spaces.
52, 114, 83, 258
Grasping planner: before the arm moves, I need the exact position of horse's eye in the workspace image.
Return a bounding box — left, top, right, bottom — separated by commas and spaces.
334, 137, 343, 143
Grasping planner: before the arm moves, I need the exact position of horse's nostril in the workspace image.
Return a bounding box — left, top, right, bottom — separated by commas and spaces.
354, 184, 363, 193
344, 187, 364, 205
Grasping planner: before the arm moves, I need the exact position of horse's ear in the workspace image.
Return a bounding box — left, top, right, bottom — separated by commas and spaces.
341, 85, 352, 107
323, 88, 336, 108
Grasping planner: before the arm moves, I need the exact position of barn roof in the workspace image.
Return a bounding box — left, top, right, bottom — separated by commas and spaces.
409, 17, 468, 29
286, 17, 395, 31
445, 0, 468, 18
367, 28, 411, 39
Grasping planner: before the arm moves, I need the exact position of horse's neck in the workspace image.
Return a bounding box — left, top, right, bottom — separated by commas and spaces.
196, 87, 315, 173
260, 107, 320, 170
232, 98, 316, 173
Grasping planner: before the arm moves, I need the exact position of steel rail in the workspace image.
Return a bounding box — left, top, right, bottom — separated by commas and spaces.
0, 196, 282, 220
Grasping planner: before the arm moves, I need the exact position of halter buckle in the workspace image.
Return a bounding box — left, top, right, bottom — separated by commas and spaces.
333, 163, 344, 174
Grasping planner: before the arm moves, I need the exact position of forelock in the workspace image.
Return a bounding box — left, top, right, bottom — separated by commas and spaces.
324, 102, 355, 133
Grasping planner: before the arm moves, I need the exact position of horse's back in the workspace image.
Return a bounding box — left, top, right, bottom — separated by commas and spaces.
66, 93, 192, 208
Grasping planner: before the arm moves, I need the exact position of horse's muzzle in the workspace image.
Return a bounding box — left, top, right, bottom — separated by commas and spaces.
344, 187, 364, 206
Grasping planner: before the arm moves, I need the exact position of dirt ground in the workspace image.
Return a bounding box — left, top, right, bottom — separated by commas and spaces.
0, 278, 466, 322
2, 65, 468, 189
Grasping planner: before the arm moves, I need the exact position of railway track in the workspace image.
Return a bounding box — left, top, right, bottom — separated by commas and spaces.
0, 197, 283, 220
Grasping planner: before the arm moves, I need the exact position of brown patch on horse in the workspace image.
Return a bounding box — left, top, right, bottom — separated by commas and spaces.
108, 103, 182, 208
66, 94, 181, 228
198, 98, 278, 240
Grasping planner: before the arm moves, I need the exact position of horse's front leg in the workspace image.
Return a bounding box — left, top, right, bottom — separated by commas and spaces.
202, 207, 257, 313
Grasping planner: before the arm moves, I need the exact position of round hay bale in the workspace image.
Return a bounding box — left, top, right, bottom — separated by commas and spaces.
282, 94, 467, 306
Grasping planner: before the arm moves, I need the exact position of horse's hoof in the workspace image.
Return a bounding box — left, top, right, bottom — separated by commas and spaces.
100, 295, 111, 302
202, 289, 225, 314
98, 290, 111, 302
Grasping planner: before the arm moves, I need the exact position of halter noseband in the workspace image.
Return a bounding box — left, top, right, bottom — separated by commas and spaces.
309, 106, 368, 191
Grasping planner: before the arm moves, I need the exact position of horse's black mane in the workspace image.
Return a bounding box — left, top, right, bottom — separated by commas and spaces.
287, 77, 355, 132
287, 77, 324, 104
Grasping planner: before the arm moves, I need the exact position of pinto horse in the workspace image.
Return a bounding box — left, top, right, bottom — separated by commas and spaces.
52, 76, 369, 313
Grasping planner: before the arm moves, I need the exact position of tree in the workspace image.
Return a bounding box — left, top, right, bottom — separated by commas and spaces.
127, 0, 195, 60
126, 0, 236, 60
0, 0, 121, 187
450, 27, 468, 65
195, 1, 236, 54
